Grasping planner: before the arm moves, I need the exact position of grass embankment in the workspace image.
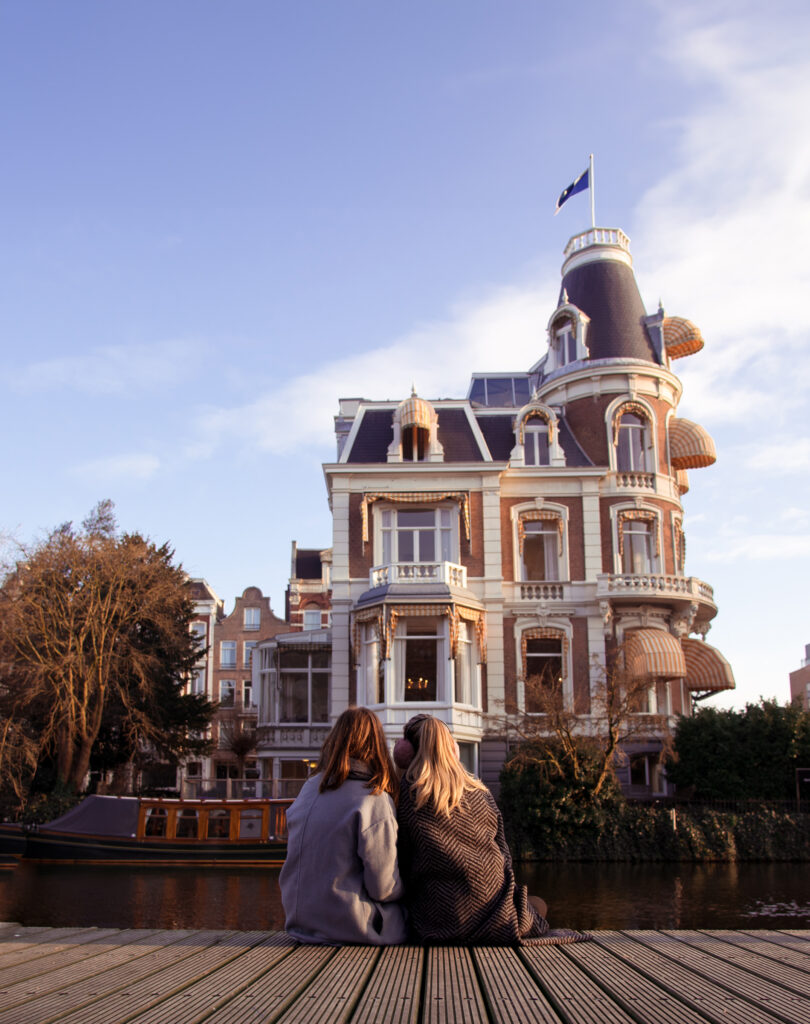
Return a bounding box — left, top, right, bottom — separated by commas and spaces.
504, 801, 810, 862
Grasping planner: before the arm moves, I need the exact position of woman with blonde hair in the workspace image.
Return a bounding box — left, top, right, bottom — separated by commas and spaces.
395, 714, 548, 943
280, 707, 407, 945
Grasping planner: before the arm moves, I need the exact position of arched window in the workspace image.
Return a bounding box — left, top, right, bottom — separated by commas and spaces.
616, 510, 660, 575
616, 412, 647, 471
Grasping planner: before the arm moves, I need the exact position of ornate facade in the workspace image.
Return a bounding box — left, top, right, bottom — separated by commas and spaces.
256, 227, 735, 796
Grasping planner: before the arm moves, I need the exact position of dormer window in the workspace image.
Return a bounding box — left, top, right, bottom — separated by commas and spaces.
524, 422, 550, 466
387, 391, 444, 463
402, 424, 428, 462
545, 301, 589, 373
554, 322, 577, 366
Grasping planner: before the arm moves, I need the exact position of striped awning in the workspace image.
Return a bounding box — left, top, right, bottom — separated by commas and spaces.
669, 418, 716, 470
625, 629, 686, 680
682, 638, 735, 694
398, 395, 433, 430
361, 491, 471, 543
676, 469, 689, 494
663, 317, 704, 359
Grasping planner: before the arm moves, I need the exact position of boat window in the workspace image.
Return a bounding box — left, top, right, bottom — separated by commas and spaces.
144, 807, 168, 838
239, 808, 264, 840
175, 809, 199, 839
207, 808, 231, 839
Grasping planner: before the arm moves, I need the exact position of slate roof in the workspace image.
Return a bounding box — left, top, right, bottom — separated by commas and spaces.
474, 413, 593, 466
560, 259, 660, 364
345, 406, 484, 464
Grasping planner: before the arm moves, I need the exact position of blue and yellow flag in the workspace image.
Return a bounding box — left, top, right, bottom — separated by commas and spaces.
555, 168, 589, 214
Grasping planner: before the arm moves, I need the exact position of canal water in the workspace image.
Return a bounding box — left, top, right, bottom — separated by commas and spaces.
2, 861, 810, 931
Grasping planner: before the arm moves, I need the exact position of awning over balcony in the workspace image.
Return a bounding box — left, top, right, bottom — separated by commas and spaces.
663, 316, 704, 359
669, 418, 717, 470
398, 394, 434, 430
625, 629, 686, 680
682, 637, 735, 694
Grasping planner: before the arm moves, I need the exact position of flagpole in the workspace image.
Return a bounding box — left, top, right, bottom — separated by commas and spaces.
589, 153, 595, 228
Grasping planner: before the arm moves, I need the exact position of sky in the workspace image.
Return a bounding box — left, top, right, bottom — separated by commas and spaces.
1, 0, 809, 711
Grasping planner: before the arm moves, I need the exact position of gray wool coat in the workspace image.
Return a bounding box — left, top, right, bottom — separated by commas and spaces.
279, 772, 407, 945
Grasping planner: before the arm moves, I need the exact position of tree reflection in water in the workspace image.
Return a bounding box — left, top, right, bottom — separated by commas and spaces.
2, 861, 810, 931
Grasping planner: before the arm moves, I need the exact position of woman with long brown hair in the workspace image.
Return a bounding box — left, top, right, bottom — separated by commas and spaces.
279, 706, 407, 945
395, 714, 549, 943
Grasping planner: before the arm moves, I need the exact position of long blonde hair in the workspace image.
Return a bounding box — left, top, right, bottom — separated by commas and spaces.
404, 716, 487, 816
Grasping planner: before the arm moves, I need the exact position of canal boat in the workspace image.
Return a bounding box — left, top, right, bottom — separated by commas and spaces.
21, 794, 293, 867
0, 823, 27, 868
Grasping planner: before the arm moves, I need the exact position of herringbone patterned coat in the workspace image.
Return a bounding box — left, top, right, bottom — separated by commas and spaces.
397, 778, 548, 943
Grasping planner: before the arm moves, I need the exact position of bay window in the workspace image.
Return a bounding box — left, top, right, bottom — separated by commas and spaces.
454, 621, 476, 705
380, 507, 455, 564
396, 617, 441, 702
277, 651, 329, 724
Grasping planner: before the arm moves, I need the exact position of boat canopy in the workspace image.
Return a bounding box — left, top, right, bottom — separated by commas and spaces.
41, 795, 140, 837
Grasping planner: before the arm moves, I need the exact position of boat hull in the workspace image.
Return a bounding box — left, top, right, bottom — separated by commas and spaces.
0, 824, 26, 868
23, 830, 287, 867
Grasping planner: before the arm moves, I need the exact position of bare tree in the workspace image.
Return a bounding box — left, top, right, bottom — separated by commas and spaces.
497, 653, 670, 796
0, 501, 213, 799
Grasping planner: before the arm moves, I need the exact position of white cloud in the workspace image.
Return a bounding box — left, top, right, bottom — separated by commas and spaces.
745, 439, 810, 474
13, 339, 203, 396
704, 531, 810, 563
632, 0, 810, 427
190, 282, 556, 457
71, 453, 161, 482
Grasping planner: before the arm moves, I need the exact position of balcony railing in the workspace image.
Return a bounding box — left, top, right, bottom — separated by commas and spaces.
519, 582, 565, 600
597, 573, 714, 603
369, 561, 467, 588
611, 471, 656, 490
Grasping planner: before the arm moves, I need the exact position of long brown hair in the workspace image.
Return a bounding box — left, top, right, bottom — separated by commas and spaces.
405, 715, 486, 815
318, 707, 397, 798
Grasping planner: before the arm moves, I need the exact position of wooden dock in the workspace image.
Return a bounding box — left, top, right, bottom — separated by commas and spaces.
1, 924, 809, 1023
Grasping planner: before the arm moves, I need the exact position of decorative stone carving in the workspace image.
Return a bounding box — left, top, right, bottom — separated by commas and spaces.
670, 603, 698, 638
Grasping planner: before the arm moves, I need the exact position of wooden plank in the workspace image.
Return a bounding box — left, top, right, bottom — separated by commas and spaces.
0, 929, 230, 1024
200, 945, 335, 1024
0, 927, 94, 959
0, 929, 173, 989
730, 931, 810, 970
276, 946, 378, 1023
562, 939, 728, 1024
521, 945, 637, 1024
422, 947, 488, 1024
628, 929, 810, 1024
665, 931, 810, 997
473, 946, 561, 1024
0, 928, 155, 984
125, 933, 296, 1024
53, 931, 272, 1024
351, 946, 423, 1024
594, 931, 787, 1024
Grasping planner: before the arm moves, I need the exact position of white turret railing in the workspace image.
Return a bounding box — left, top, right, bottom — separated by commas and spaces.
564, 228, 630, 258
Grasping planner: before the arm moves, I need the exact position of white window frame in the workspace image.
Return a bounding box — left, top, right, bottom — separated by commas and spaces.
511, 502, 569, 583
611, 504, 662, 576
453, 620, 480, 707
515, 621, 573, 712
302, 608, 322, 630
220, 641, 237, 668
606, 397, 658, 475
243, 608, 261, 631
243, 641, 257, 668
219, 679, 235, 707
275, 652, 330, 725
359, 622, 384, 706
520, 519, 561, 582
393, 616, 449, 704
376, 504, 458, 566
524, 422, 550, 466
242, 679, 255, 709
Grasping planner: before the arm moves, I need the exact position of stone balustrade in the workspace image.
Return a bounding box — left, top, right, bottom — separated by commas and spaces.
369, 561, 468, 588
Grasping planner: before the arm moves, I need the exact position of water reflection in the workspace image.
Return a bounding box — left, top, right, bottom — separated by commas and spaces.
516, 861, 810, 930
2, 861, 809, 931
